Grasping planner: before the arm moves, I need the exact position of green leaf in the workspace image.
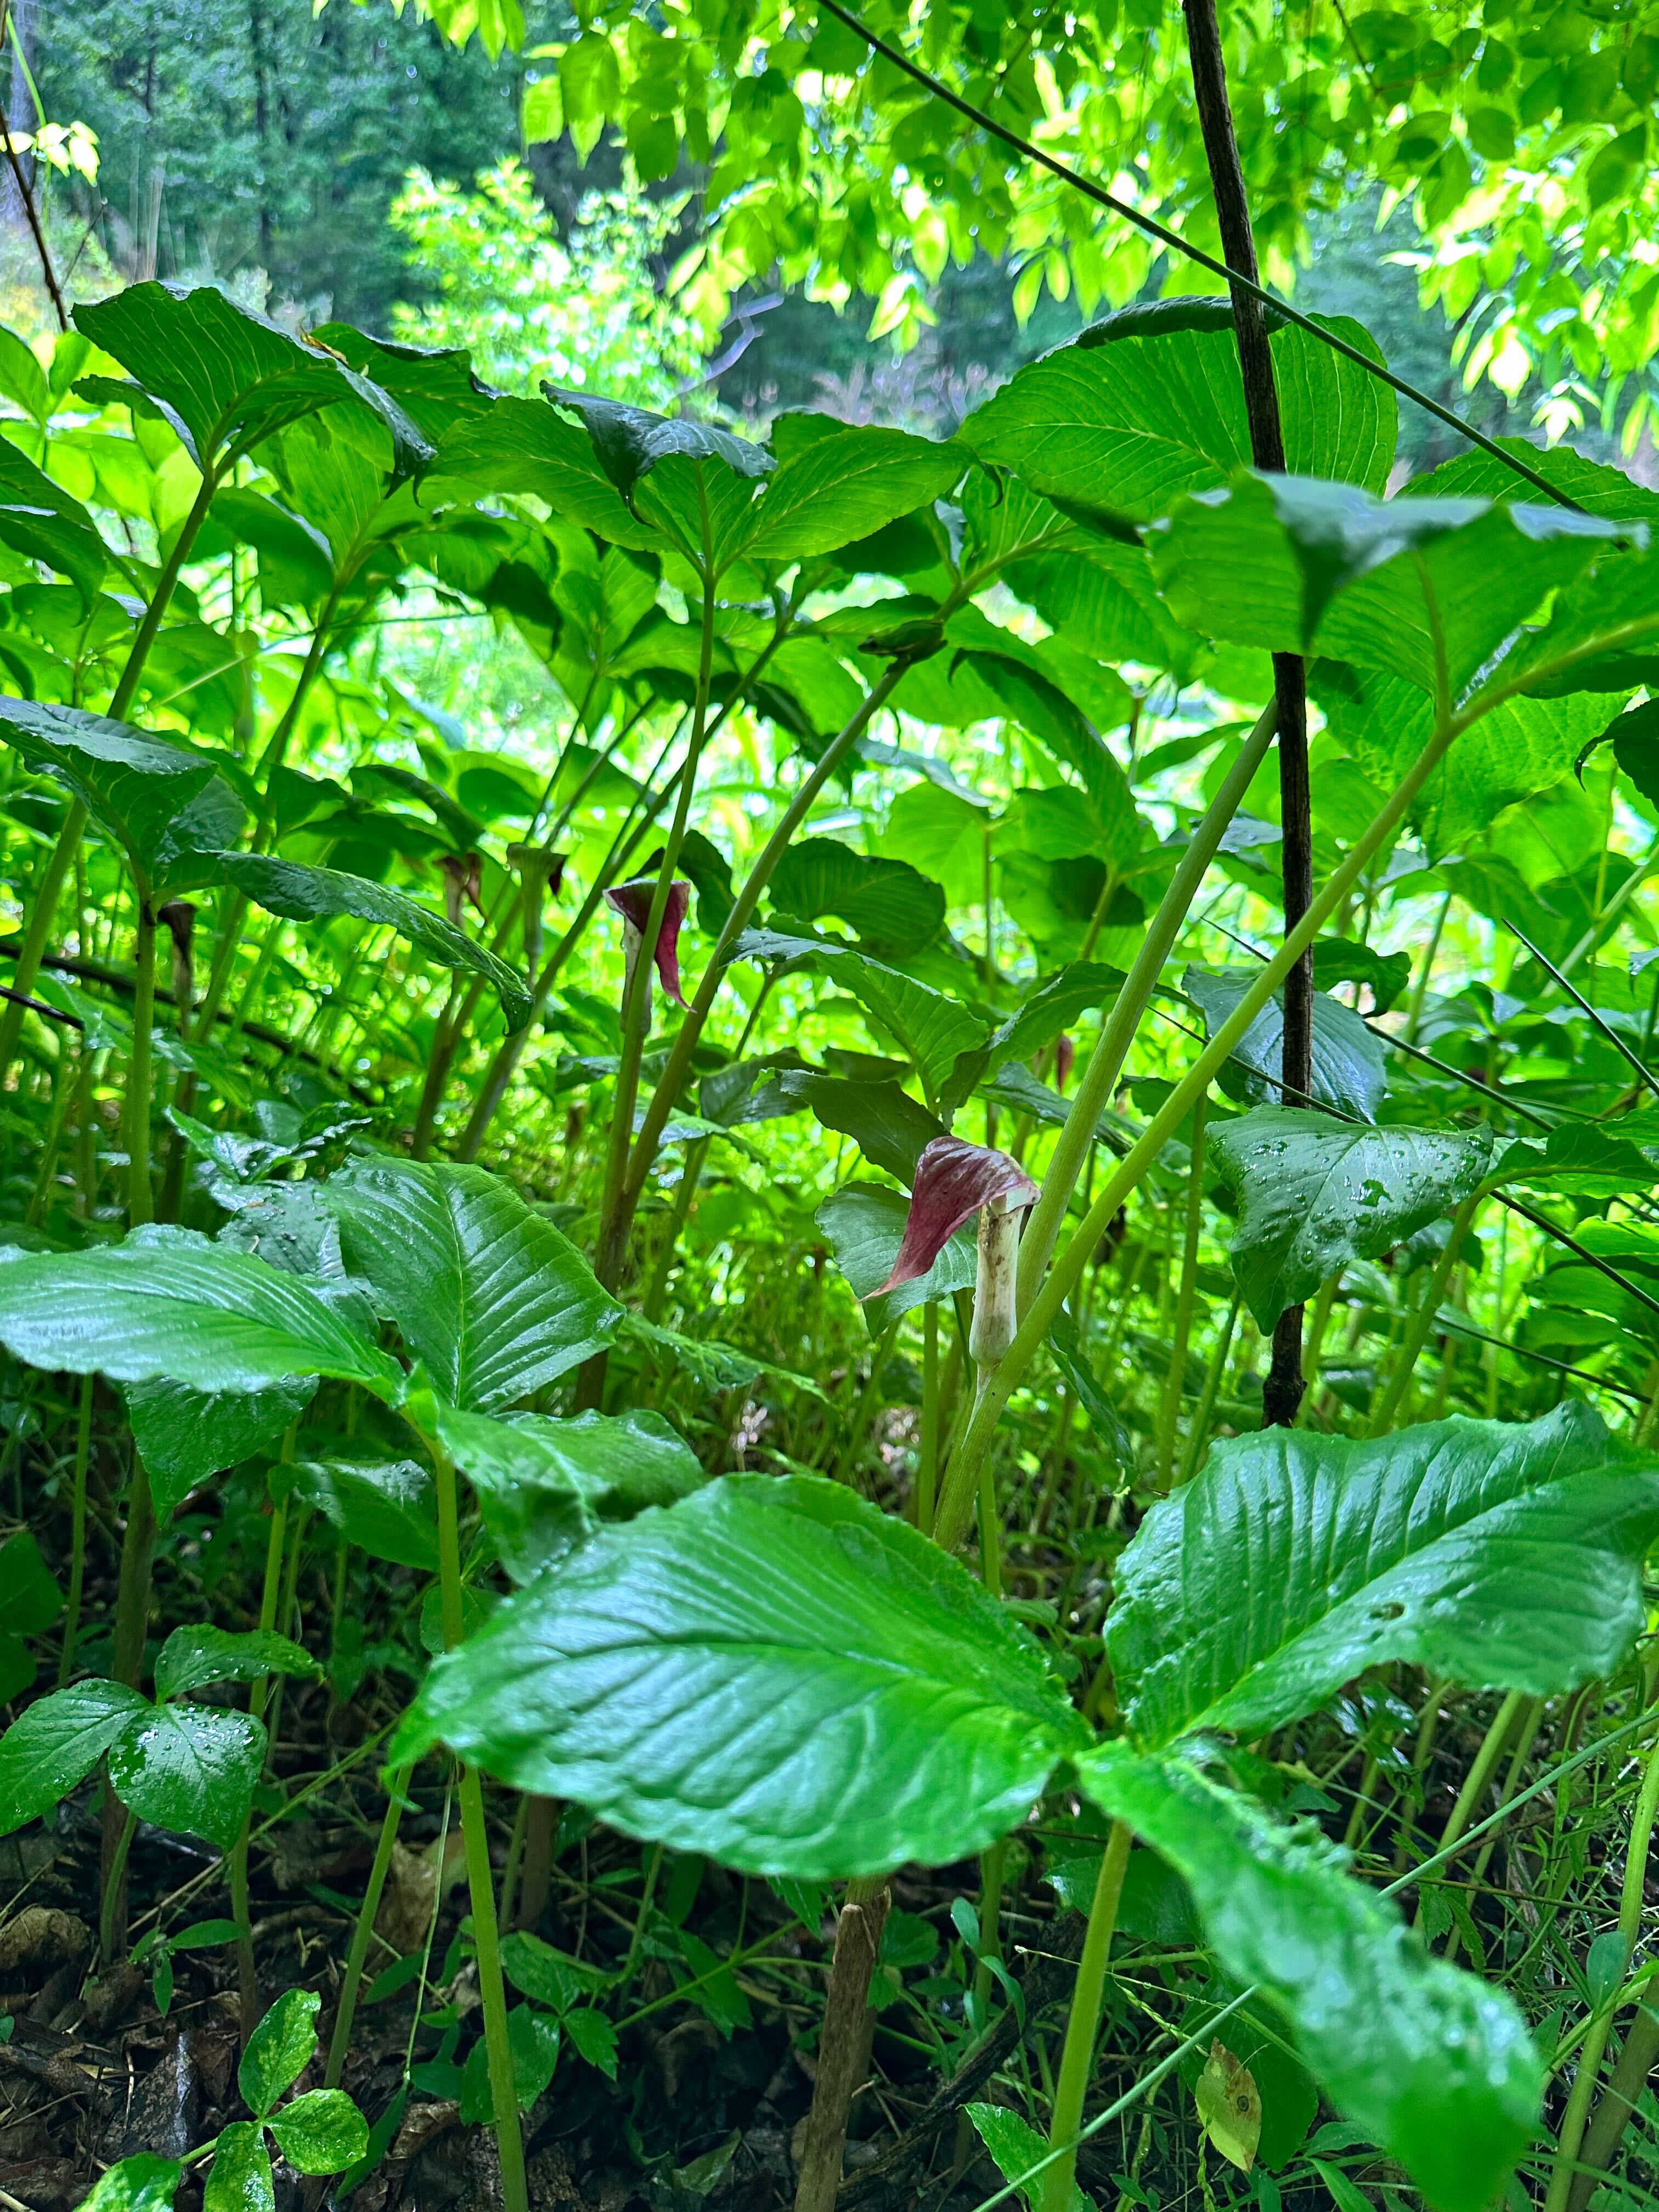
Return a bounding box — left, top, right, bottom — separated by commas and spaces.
779, 1072, 946, 1183
425, 396, 654, 549
1184, 967, 1387, 1121
124, 1375, 318, 1519
1077, 1742, 1538, 2212
769, 837, 945, 957
393, 1473, 1088, 1878
153, 1626, 321, 1703
460, 2002, 561, 2122
203, 2123, 274, 2212
562, 2007, 620, 2076
960, 305, 1397, 522
966, 2103, 1092, 2212
941, 961, 1125, 1117
108, 1702, 266, 1850
499, 1929, 615, 2012
0, 1679, 149, 1835
317, 1157, 622, 1414
239, 1988, 320, 2120
74, 281, 430, 476
0, 696, 229, 879
1109, 1403, 1659, 1750
267, 2090, 371, 2175
0, 1531, 61, 1637
816, 1181, 977, 1329
1210, 1109, 1493, 1329
291, 1455, 439, 1571
548, 385, 771, 504
0, 1239, 403, 1400
435, 1403, 706, 1581
0, 433, 109, 600
200, 851, 531, 1030
735, 420, 963, 562
1153, 474, 1636, 699
80, 2156, 182, 2212
309, 322, 498, 444
1311, 936, 1412, 1014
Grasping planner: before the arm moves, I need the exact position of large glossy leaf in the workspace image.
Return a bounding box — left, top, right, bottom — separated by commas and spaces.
317, 1157, 621, 1414
393, 1473, 1088, 1878
733, 932, 987, 1098
960, 304, 1397, 522
267, 2091, 369, 2176
204, 2123, 273, 2212
0, 433, 109, 599
1184, 967, 1387, 1120
201, 852, 531, 1030
941, 960, 1125, 1116
424, 396, 654, 548
0, 1679, 148, 1834
1109, 1403, 1659, 1749
769, 838, 945, 957
0, 1238, 403, 1400
0, 696, 229, 877
734, 421, 963, 562
435, 1402, 706, 1580
80, 2156, 182, 2212
107, 1702, 265, 1850
816, 1181, 978, 1329
75, 281, 428, 475
1211, 1109, 1493, 1328
153, 1626, 320, 1702
1152, 474, 1635, 701
240, 1989, 320, 2118
125, 1374, 317, 1519
1077, 1742, 1538, 2212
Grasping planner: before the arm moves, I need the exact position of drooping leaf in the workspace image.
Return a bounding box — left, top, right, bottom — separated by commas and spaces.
960, 305, 1397, 523
1077, 1742, 1538, 2212
0, 696, 229, 878
267, 2090, 370, 2175
317, 1157, 622, 1414
393, 1473, 1088, 1878
75, 281, 430, 476
423, 396, 654, 549
239, 1988, 320, 2119
0, 1679, 149, 1835
777, 1071, 946, 1183
435, 1403, 706, 1581
107, 1702, 266, 1850
153, 1626, 321, 1703
1184, 967, 1387, 1121
1109, 1402, 1659, 1750
0, 1240, 403, 1400
124, 1374, 318, 1519
546, 385, 772, 505
0, 433, 110, 600
291, 1455, 439, 1571
816, 1182, 978, 1329
1210, 1109, 1493, 1328
941, 960, 1125, 1116
201, 851, 531, 1030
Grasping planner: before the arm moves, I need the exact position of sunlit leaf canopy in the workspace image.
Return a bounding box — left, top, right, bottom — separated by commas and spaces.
359, 0, 1659, 447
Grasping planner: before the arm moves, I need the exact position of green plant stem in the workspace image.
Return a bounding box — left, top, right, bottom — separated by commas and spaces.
99, 1810, 138, 1965
0, 802, 86, 1081
1172, 1290, 1242, 1491
1296, 1270, 1342, 1426
940, 696, 1466, 1553
1155, 1092, 1207, 1485
123, 891, 157, 1226
617, 656, 915, 1252
830, 1316, 901, 1488
429, 1435, 527, 2212
1443, 1696, 1544, 1966
102, 1453, 157, 1960
1413, 1688, 1526, 1929
917, 1303, 939, 1534
456, 729, 682, 1163
325, 1767, 412, 2090
972, 1838, 1007, 2025
57, 1372, 92, 1688
1548, 1719, 1659, 2212
1015, 703, 1278, 1319
230, 1482, 289, 2042
1366, 1192, 1483, 1437
1042, 1818, 1132, 2212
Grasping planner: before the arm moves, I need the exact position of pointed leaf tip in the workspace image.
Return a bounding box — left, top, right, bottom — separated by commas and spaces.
870, 1135, 1038, 1297
606, 876, 692, 1007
